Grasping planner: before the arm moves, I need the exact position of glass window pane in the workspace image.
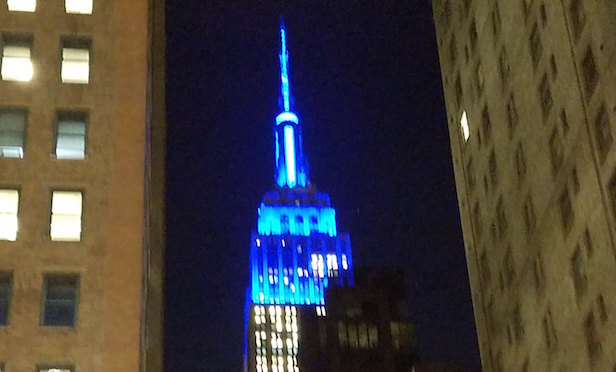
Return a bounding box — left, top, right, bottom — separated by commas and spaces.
0, 273, 12, 325
50, 191, 82, 241
7, 0, 36, 12
1, 45, 33, 82
0, 109, 26, 158
43, 275, 78, 327
0, 190, 19, 241
65, 0, 93, 14
61, 48, 89, 84
56, 115, 86, 159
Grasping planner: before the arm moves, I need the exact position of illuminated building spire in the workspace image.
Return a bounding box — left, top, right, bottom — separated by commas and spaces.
274, 17, 310, 189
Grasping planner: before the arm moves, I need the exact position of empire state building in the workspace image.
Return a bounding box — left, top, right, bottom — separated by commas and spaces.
244, 18, 355, 372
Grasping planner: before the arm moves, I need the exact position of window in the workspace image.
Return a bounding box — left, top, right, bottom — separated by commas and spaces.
594, 106, 612, 161
524, 195, 536, 236
543, 306, 557, 351
55, 112, 87, 159
279, 215, 289, 234
0, 273, 12, 325
480, 251, 491, 284
482, 106, 492, 143
460, 111, 469, 142
497, 198, 507, 237
584, 312, 601, 362
559, 109, 570, 135
559, 189, 574, 230
455, 75, 462, 107
294, 215, 303, 234
0, 189, 19, 241
309, 216, 318, 232
506, 95, 518, 137
549, 129, 563, 174
50, 191, 83, 241
390, 321, 414, 351
499, 49, 510, 84
530, 24, 543, 66
473, 203, 482, 238
571, 246, 587, 299
65, 0, 93, 14
570, 0, 585, 40
539, 75, 553, 118
476, 61, 484, 93
489, 151, 498, 187
469, 20, 478, 53
1, 40, 33, 82
38, 367, 73, 372
512, 305, 524, 342
42, 274, 79, 327
582, 48, 598, 97
550, 54, 558, 79
61, 41, 90, 84
7, 0, 36, 12
515, 143, 527, 185
0, 108, 26, 158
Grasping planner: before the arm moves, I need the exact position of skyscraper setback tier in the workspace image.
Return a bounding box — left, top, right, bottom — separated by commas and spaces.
431, 0, 616, 370
244, 19, 354, 372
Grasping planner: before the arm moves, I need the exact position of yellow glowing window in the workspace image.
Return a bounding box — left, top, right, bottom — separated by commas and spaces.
65, 0, 93, 14
1, 44, 33, 82
61, 47, 90, 84
0, 190, 19, 241
7, 0, 36, 12
460, 111, 470, 142
50, 191, 83, 241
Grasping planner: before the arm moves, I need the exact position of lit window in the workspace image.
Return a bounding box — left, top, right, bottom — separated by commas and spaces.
55, 112, 87, 159
61, 46, 90, 84
0, 273, 12, 325
42, 274, 79, 327
50, 191, 83, 241
0, 109, 26, 158
38, 367, 73, 372
1, 42, 33, 82
0, 190, 19, 241
460, 111, 469, 142
7, 0, 36, 12
65, 0, 93, 14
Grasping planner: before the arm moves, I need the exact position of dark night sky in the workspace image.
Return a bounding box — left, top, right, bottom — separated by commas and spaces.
165, 1, 480, 371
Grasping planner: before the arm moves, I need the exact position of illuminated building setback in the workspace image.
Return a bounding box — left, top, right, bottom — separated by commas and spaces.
245, 19, 354, 372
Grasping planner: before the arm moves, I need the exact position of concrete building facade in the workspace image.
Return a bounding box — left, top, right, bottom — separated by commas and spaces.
431, 0, 616, 370
0, 0, 165, 371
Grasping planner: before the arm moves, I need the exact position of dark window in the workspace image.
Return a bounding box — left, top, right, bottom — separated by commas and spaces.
309, 216, 318, 232
497, 198, 507, 238
594, 106, 612, 161
504, 248, 515, 287
0, 108, 26, 158
469, 20, 478, 53
450, 36, 457, 65
533, 253, 545, 293
549, 129, 564, 174
482, 106, 492, 142
524, 195, 536, 236
480, 251, 491, 285
543, 306, 557, 351
597, 294, 608, 322
550, 54, 558, 79
559, 189, 574, 231
571, 247, 587, 299
466, 158, 476, 191
559, 109, 569, 135
513, 305, 524, 342
530, 24, 543, 66
280, 215, 290, 234
455, 75, 462, 107
489, 151, 498, 187
516, 144, 527, 185
42, 274, 79, 327
570, 0, 585, 40
506, 95, 518, 137
499, 49, 510, 84
572, 167, 580, 194
582, 48, 599, 97
585, 312, 601, 361
0, 273, 12, 325
473, 203, 483, 238
539, 75, 553, 118
583, 227, 593, 256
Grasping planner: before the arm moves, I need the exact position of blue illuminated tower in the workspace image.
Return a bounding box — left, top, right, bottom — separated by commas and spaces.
245, 18, 354, 372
